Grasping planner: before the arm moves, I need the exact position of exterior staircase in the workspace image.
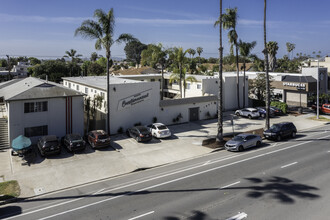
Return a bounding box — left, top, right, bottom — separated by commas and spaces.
0, 118, 9, 149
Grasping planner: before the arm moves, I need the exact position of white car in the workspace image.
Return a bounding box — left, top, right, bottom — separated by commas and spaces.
235, 108, 260, 119
147, 123, 171, 138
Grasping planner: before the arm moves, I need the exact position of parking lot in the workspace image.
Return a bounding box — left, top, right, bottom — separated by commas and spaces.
1, 111, 329, 197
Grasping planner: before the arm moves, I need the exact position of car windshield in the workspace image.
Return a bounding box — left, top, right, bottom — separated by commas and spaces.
139, 127, 150, 134
157, 125, 168, 130
98, 135, 108, 140
251, 110, 258, 113
270, 124, 281, 132
232, 136, 244, 141
45, 141, 59, 147
70, 135, 82, 141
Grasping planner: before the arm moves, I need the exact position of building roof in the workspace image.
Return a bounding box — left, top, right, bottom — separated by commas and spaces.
113, 67, 159, 75
282, 75, 316, 83
0, 77, 84, 101
62, 76, 147, 91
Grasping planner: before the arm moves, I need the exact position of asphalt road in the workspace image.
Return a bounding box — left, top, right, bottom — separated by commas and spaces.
1, 123, 330, 220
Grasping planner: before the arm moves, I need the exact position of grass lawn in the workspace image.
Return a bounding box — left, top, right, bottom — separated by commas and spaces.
308, 116, 330, 122
0, 180, 20, 201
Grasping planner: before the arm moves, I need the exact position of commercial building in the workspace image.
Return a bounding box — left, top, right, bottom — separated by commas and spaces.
62, 73, 248, 134
0, 77, 84, 146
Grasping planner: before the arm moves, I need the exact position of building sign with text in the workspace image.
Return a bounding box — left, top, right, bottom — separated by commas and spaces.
118, 89, 151, 111
283, 82, 306, 90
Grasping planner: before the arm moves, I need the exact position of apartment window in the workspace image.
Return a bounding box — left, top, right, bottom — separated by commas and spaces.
151, 79, 155, 82
85, 87, 88, 94
197, 84, 202, 89
24, 125, 48, 137
187, 83, 191, 90
24, 101, 48, 113
94, 90, 97, 93
91, 89, 93, 92
68, 83, 71, 88
76, 85, 79, 90
65, 82, 67, 86
100, 92, 105, 98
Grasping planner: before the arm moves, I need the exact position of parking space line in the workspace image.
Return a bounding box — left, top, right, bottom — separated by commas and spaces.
220, 181, 240, 190
226, 212, 247, 220
281, 162, 297, 169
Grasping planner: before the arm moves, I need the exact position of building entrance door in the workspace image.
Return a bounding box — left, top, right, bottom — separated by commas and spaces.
189, 107, 199, 121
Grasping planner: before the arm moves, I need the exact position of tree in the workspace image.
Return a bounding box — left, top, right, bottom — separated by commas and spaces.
217, 7, 240, 108
249, 73, 273, 101
87, 62, 105, 76
266, 41, 279, 72
187, 48, 196, 58
124, 41, 147, 66
75, 8, 137, 135
169, 70, 197, 98
264, 0, 271, 130
168, 47, 188, 98
63, 49, 82, 77
196, 47, 203, 65
238, 40, 256, 108
30, 60, 70, 82
90, 52, 100, 62
286, 42, 295, 60
28, 57, 41, 66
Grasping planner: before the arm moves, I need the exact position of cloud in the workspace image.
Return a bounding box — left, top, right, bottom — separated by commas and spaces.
117, 17, 214, 25
0, 13, 89, 24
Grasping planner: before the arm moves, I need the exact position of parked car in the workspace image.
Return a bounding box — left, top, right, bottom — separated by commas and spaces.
312, 103, 330, 114
62, 134, 86, 152
263, 122, 297, 141
37, 135, 61, 157
270, 106, 284, 115
235, 108, 260, 119
256, 107, 275, 118
127, 126, 152, 142
146, 123, 171, 138
225, 133, 262, 152
87, 130, 111, 149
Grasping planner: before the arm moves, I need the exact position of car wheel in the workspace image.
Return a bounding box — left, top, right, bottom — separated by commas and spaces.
40, 149, 45, 157
236, 112, 240, 116
256, 141, 261, 147
135, 136, 139, 142
239, 145, 244, 152
261, 113, 265, 118
91, 142, 95, 149
276, 135, 282, 142
291, 132, 296, 138
248, 115, 252, 119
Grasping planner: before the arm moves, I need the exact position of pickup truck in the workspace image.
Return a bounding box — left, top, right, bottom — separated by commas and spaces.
311, 103, 330, 114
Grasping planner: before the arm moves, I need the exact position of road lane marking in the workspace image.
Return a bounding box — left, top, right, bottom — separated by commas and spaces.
6, 134, 330, 220
220, 181, 240, 190
226, 212, 247, 220
327, 151, 330, 153
281, 162, 298, 169
203, 160, 210, 165
92, 188, 105, 195
128, 211, 155, 220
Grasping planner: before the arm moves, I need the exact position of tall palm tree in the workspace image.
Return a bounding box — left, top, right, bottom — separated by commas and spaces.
238, 40, 256, 108
168, 47, 188, 98
196, 47, 203, 65
264, 0, 270, 130
266, 41, 279, 72
75, 8, 137, 135
187, 48, 196, 59
214, 0, 224, 141
286, 42, 295, 60
222, 7, 240, 109
152, 44, 167, 100
63, 49, 82, 77
169, 70, 197, 98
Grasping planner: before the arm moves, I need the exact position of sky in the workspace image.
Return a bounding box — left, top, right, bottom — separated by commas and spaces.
0, 0, 330, 60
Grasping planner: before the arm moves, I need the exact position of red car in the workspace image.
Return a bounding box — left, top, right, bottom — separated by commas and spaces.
87, 130, 111, 149
312, 103, 330, 114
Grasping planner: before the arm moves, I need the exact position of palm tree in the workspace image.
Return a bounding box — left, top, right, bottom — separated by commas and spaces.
63, 49, 82, 77
266, 41, 279, 72
75, 8, 137, 135
168, 47, 188, 98
238, 40, 256, 108
196, 47, 203, 65
187, 48, 196, 59
214, 0, 224, 142
169, 70, 197, 98
286, 42, 295, 60
264, 0, 270, 130
90, 52, 100, 62
152, 44, 167, 100
222, 7, 240, 109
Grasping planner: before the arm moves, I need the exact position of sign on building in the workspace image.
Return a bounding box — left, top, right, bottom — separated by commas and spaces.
118, 89, 151, 111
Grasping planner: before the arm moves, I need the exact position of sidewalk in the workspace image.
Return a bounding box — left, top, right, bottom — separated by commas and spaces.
0, 112, 328, 198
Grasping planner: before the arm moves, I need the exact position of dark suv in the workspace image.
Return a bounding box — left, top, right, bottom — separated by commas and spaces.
87, 130, 110, 149
263, 122, 297, 141
62, 134, 86, 152
37, 135, 61, 157
127, 126, 152, 142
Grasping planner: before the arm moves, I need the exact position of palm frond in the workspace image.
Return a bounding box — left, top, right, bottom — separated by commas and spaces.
185, 76, 197, 83
116, 33, 138, 44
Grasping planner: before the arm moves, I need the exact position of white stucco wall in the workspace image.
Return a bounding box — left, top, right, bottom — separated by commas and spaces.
8, 96, 84, 145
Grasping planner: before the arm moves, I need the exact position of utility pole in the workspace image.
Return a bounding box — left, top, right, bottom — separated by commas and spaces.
6, 55, 11, 81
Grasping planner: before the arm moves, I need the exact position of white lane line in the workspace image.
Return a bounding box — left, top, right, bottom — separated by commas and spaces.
220, 181, 240, 190
92, 188, 105, 195
128, 211, 155, 220
226, 212, 247, 220
203, 160, 210, 165
281, 162, 298, 169
7, 134, 330, 220
327, 151, 330, 153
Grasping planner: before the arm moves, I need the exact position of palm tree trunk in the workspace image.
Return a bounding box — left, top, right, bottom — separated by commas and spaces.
217, 0, 223, 142
106, 52, 111, 135
161, 65, 164, 100
243, 60, 246, 108
264, 0, 270, 130
179, 64, 183, 98
235, 43, 240, 109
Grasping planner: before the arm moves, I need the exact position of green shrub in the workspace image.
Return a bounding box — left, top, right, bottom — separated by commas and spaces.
271, 101, 288, 114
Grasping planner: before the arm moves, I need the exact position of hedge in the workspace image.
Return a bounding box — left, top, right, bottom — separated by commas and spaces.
270, 101, 288, 114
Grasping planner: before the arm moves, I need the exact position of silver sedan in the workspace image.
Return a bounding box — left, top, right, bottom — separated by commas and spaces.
225, 133, 262, 152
